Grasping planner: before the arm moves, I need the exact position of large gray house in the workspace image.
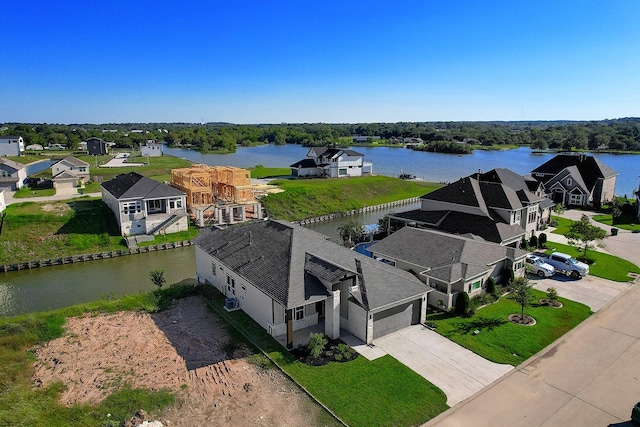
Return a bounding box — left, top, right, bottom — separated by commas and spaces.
194, 220, 431, 348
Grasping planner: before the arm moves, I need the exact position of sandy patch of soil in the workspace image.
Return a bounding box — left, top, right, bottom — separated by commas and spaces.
33, 296, 326, 426
40, 202, 71, 214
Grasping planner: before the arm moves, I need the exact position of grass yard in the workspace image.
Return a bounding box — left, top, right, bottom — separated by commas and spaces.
0, 283, 196, 427
12, 187, 57, 198
262, 175, 440, 221
592, 212, 640, 231
430, 289, 592, 366
549, 216, 573, 235
208, 292, 449, 427
248, 164, 291, 178
543, 242, 640, 282
0, 199, 199, 264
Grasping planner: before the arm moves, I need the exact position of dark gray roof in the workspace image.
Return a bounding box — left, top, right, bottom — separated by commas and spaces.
0, 158, 25, 171
307, 147, 363, 159
369, 227, 527, 284
101, 172, 185, 200
391, 209, 525, 244
193, 220, 429, 310
290, 158, 318, 168
531, 154, 617, 190
0, 135, 22, 140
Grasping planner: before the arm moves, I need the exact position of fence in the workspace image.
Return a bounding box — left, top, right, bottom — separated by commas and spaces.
295, 197, 419, 226
0, 240, 193, 272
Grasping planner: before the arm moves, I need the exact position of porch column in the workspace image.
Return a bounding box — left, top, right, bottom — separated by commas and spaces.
285, 309, 294, 349
366, 313, 374, 345
228, 207, 234, 224
256, 203, 262, 219
217, 208, 223, 225
325, 290, 340, 340
197, 209, 204, 227
420, 295, 427, 323
240, 206, 246, 222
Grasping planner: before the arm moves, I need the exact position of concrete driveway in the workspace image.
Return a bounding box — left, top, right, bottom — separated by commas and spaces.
427, 283, 640, 427
528, 273, 632, 312
374, 325, 513, 406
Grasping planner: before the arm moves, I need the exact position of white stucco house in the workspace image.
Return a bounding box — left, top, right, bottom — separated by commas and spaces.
290, 147, 373, 178
51, 156, 90, 191
194, 220, 431, 348
0, 135, 25, 157
369, 227, 528, 310
140, 140, 163, 157
101, 172, 188, 236
0, 158, 27, 191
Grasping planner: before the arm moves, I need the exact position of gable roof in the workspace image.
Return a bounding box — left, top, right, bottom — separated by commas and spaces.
307, 147, 363, 159
194, 220, 429, 310
290, 158, 318, 169
369, 227, 527, 284
101, 172, 185, 200
55, 155, 89, 168
391, 209, 525, 244
531, 154, 617, 189
422, 176, 490, 213
0, 158, 25, 171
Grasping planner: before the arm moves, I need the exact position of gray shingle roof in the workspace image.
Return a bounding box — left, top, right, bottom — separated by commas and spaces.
0, 158, 25, 171
531, 154, 617, 190
56, 156, 89, 167
194, 220, 429, 310
101, 172, 185, 200
369, 227, 527, 284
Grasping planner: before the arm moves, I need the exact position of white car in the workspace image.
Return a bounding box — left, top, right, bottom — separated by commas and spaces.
525, 255, 555, 278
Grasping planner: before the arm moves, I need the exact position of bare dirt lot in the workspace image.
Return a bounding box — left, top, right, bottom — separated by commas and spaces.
33, 296, 332, 426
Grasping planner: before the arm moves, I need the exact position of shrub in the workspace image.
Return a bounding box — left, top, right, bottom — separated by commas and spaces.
546, 287, 558, 303
307, 333, 328, 359
519, 237, 528, 249
486, 277, 496, 296
538, 233, 547, 248
529, 235, 538, 248
455, 291, 470, 316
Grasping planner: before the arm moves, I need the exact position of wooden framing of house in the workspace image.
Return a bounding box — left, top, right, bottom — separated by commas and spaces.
170, 164, 262, 225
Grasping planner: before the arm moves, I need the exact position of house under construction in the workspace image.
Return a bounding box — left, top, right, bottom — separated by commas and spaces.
171, 164, 264, 226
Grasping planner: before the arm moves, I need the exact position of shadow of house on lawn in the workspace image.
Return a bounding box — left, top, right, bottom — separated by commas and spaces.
55, 200, 120, 237
151, 296, 248, 371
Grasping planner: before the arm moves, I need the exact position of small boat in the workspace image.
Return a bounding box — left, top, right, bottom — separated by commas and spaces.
399, 170, 416, 180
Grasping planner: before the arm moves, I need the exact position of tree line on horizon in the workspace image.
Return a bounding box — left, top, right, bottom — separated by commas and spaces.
2, 118, 640, 153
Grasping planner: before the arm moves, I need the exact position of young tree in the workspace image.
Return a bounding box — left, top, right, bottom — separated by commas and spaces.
149, 269, 166, 289
564, 214, 607, 258
553, 203, 565, 223
337, 220, 365, 247
511, 276, 532, 321
546, 287, 559, 305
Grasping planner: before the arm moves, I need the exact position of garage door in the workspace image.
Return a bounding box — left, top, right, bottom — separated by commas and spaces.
373, 299, 421, 338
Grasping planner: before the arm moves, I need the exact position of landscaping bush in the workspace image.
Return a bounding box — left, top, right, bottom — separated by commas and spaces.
538, 233, 547, 248
455, 291, 470, 316
308, 333, 328, 359
529, 235, 538, 248
486, 277, 496, 296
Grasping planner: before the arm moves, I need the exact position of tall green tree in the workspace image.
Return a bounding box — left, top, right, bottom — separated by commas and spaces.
510, 276, 532, 321
564, 214, 606, 258
337, 220, 365, 247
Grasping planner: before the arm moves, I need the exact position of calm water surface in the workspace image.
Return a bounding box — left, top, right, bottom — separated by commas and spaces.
0, 247, 195, 317
164, 145, 639, 195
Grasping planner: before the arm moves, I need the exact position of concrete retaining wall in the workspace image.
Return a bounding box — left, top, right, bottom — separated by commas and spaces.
295, 197, 419, 226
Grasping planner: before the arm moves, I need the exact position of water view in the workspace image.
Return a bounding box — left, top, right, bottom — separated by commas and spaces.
164, 144, 640, 196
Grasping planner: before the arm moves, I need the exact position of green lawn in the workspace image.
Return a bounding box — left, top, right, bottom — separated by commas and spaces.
0, 199, 199, 264
430, 289, 592, 365
0, 283, 198, 427
543, 242, 640, 282
262, 176, 440, 221
592, 212, 640, 231
207, 292, 449, 427
248, 164, 291, 178
12, 187, 57, 198
550, 216, 573, 235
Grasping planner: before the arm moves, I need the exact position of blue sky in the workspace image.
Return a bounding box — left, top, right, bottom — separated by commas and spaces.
2, 1, 639, 124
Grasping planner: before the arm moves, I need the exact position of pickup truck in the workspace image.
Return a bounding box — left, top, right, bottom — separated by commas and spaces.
538, 252, 589, 278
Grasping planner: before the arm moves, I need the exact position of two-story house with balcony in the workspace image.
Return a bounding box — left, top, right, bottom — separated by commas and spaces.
51, 156, 91, 192
101, 172, 188, 236
290, 147, 373, 178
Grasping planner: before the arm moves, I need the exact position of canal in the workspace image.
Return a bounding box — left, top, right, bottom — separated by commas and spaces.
0, 246, 195, 317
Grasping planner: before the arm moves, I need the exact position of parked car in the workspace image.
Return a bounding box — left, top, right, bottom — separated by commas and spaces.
525, 255, 555, 277
542, 252, 589, 279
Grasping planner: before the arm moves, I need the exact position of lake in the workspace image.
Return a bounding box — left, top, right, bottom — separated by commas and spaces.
163, 145, 640, 196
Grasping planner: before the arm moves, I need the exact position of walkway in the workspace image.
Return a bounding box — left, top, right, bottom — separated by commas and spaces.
428, 283, 640, 427
374, 325, 513, 406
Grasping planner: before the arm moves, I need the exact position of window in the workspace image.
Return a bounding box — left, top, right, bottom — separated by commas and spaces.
569, 194, 582, 205
514, 260, 524, 270
227, 275, 235, 295
528, 206, 537, 224
122, 201, 141, 214
471, 280, 482, 291
513, 210, 522, 223
295, 306, 304, 321
211, 262, 216, 276
567, 178, 573, 186
338, 168, 347, 176
0, 170, 8, 177
169, 198, 182, 209
79, 167, 87, 172
147, 199, 163, 213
